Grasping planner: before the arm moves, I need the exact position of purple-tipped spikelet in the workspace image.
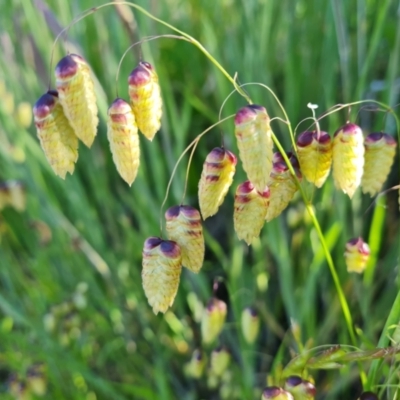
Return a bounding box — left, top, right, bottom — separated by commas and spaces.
266, 152, 301, 222
332, 123, 364, 198
27, 364, 47, 396
107, 98, 140, 186
210, 346, 231, 376
55, 54, 98, 147
234, 105, 274, 191
344, 237, 370, 273
201, 297, 227, 344
0, 181, 26, 212
33, 91, 79, 179
296, 130, 332, 187
234, 181, 270, 244
262, 387, 294, 400
165, 205, 205, 273
185, 349, 206, 379
128, 61, 162, 141
358, 392, 379, 400
241, 306, 260, 344
361, 133, 397, 197
142, 237, 182, 314
284, 376, 316, 400
198, 147, 237, 219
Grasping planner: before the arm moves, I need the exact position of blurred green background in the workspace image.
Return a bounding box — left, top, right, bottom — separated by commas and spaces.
0, 0, 399, 399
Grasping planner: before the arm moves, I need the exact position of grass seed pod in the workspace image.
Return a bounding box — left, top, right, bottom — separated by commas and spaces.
241, 307, 260, 344
344, 237, 370, 273
361, 133, 397, 197
165, 205, 204, 273
262, 387, 294, 400
55, 54, 98, 147
210, 346, 231, 377
201, 297, 227, 344
107, 98, 140, 186
27, 364, 46, 396
266, 153, 301, 222
198, 147, 237, 219
284, 376, 316, 400
296, 130, 332, 187
142, 237, 182, 314
185, 349, 206, 379
234, 105, 273, 191
33, 91, 78, 178
332, 123, 364, 198
0, 181, 26, 212
128, 61, 162, 141
234, 181, 270, 244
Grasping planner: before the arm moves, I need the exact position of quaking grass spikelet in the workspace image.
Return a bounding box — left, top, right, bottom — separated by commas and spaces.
0, 181, 26, 212
296, 130, 332, 187
201, 297, 227, 344
344, 237, 370, 273
262, 387, 294, 400
241, 307, 260, 344
361, 132, 397, 196
142, 237, 182, 314
55, 54, 98, 147
128, 61, 162, 140
33, 90, 78, 179
165, 205, 204, 273
184, 349, 206, 379
210, 346, 231, 377
332, 123, 364, 198
234, 105, 273, 191
198, 147, 237, 219
234, 181, 270, 244
107, 98, 140, 186
284, 376, 316, 400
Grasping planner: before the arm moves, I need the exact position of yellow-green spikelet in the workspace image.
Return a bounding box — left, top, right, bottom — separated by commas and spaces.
296, 130, 332, 188
165, 205, 205, 273
198, 147, 237, 219
241, 307, 260, 344
185, 349, 206, 379
210, 346, 231, 377
234, 105, 274, 192
284, 376, 316, 400
142, 237, 182, 314
266, 153, 301, 222
262, 387, 294, 400
55, 54, 98, 148
361, 132, 397, 197
107, 98, 140, 186
332, 123, 364, 198
234, 181, 270, 244
201, 297, 227, 344
344, 237, 370, 274
128, 61, 162, 141
33, 90, 78, 179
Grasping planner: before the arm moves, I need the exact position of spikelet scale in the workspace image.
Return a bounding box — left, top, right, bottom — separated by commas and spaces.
198, 147, 237, 219
296, 130, 332, 187
344, 237, 370, 273
234, 181, 270, 244
234, 105, 274, 191
128, 61, 162, 140
332, 123, 364, 198
142, 237, 182, 314
201, 297, 227, 344
361, 133, 397, 197
55, 54, 98, 147
165, 205, 204, 273
107, 98, 140, 186
33, 91, 78, 178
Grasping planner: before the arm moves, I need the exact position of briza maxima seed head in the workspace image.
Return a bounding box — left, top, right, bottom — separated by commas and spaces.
55, 54, 98, 148
201, 297, 227, 344
296, 130, 332, 188
241, 306, 260, 344
128, 61, 162, 141
344, 237, 370, 273
358, 392, 379, 400
266, 152, 302, 222
165, 205, 204, 273
198, 147, 237, 219
33, 90, 78, 179
107, 98, 140, 186
234, 105, 274, 192
261, 387, 294, 400
234, 181, 270, 244
0, 181, 26, 212
184, 349, 206, 379
332, 123, 364, 198
142, 237, 182, 314
361, 132, 397, 197
210, 346, 231, 377
284, 376, 316, 400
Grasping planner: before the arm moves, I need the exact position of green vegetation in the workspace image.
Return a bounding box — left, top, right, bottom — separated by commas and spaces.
0, 1, 399, 399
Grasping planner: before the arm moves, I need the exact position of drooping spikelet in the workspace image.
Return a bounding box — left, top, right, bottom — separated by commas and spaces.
261, 387, 294, 400
142, 237, 182, 314
266, 152, 302, 222
210, 346, 231, 377
234, 181, 270, 244
241, 307, 260, 344
284, 376, 316, 400
107, 98, 140, 186
344, 237, 370, 273
296, 130, 332, 187
198, 147, 237, 219
33, 90, 78, 178
55, 54, 98, 147
234, 105, 274, 191
201, 297, 227, 344
165, 205, 204, 273
0, 181, 26, 212
332, 123, 364, 198
361, 132, 397, 197
184, 349, 206, 379
128, 61, 162, 140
